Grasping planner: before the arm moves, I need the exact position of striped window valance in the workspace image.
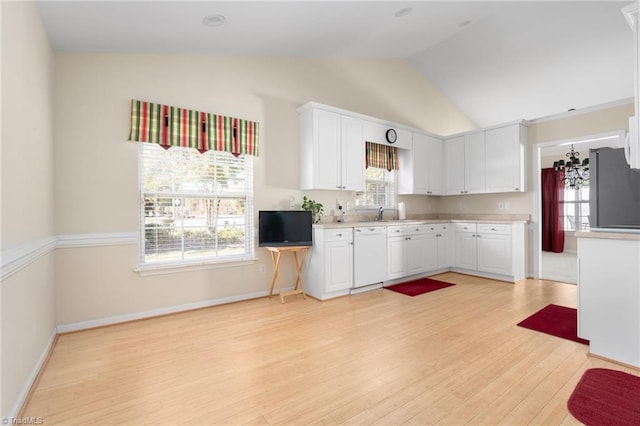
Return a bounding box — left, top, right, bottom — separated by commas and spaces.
366, 142, 399, 171
128, 99, 259, 156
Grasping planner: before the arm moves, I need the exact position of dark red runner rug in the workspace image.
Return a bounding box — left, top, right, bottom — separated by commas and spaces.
385, 277, 455, 296
517, 304, 588, 345
568, 368, 640, 425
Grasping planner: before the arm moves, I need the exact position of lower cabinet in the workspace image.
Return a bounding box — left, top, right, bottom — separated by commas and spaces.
452, 222, 525, 282
578, 236, 640, 367
388, 223, 451, 281
304, 228, 353, 300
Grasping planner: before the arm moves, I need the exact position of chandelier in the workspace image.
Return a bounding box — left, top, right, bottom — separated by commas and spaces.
553, 145, 589, 189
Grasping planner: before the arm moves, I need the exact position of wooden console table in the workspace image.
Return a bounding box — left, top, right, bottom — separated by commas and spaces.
266, 246, 308, 303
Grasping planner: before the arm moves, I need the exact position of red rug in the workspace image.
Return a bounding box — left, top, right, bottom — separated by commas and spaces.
517, 304, 589, 345
385, 277, 455, 296
568, 368, 640, 425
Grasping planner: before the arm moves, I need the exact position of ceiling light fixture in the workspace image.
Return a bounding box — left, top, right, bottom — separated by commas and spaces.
394, 7, 413, 18
202, 14, 227, 27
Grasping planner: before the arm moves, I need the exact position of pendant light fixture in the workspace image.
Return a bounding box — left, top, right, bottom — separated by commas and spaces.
553, 145, 589, 189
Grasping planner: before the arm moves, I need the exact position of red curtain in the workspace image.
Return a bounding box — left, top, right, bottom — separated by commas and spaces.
541, 168, 565, 252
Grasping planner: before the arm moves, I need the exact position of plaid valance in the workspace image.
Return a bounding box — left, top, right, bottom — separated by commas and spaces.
366, 142, 399, 171
128, 99, 259, 156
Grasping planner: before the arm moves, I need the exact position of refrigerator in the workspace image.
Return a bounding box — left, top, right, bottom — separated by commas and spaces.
589, 147, 640, 230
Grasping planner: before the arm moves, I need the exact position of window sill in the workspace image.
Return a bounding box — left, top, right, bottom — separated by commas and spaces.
136, 256, 257, 276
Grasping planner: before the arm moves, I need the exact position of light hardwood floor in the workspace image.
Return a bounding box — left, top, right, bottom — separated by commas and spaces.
21, 272, 639, 425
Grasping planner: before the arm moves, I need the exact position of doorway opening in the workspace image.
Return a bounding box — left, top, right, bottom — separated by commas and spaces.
532, 130, 625, 284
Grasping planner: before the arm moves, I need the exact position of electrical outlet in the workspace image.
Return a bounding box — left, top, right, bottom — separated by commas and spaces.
259, 264, 266, 274
498, 202, 505, 210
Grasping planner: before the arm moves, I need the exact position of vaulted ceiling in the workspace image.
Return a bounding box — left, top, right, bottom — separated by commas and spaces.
36, 1, 634, 127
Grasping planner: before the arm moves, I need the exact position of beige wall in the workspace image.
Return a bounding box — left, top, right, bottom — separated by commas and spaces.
53, 54, 474, 326
1, 1, 56, 417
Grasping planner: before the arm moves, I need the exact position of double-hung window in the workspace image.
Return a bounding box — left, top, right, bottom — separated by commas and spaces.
139, 144, 254, 268
562, 185, 590, 231
356, 167, 397, 209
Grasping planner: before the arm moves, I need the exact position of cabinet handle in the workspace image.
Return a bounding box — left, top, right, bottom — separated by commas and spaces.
515, 187, 519, 191
337, 233, 342, 237
436, 234, 442, 237
368, 228, 375, 231
491, 228, 496, 231
427, 191, 432, 194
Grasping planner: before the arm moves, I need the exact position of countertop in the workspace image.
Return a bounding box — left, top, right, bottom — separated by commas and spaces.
575, 229, 640, 241
314, 218, 528, 229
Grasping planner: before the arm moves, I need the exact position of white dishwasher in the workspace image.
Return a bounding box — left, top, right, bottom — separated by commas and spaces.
353, 226, 388, 288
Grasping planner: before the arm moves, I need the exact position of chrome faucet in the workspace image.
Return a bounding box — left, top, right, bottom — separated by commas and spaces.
376, 206, 384, 221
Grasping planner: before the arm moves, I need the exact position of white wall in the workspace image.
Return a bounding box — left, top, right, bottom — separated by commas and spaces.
53, 54, 475, 327
0, 1, 56, 417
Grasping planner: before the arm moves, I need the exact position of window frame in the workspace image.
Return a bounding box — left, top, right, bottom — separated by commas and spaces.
561, 185, 590, 232
355, 167, 398, 210
137, 144, 255, 274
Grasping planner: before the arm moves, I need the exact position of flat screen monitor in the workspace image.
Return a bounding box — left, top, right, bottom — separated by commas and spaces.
258, 210, 313, 247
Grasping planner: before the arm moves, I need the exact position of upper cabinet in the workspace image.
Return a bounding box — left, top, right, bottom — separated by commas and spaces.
444, 132, 486, 195
485, 124, 527, 193
445, 122, 527, 195
298, 106, 365, 191
623, 3, 640, 169
398, 132, 443, 195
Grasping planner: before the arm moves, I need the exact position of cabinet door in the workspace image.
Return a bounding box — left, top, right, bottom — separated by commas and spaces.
398, 132, 429, 194
445, 137, 465, 195
485, 124, 523, 193
313, 109, 341, 190
341, 116, 366, 191
464, 132, 486, 194
436, 231, 452, 269
325, 241, 353, 292
406, 234, 431, 275
426, 136, 444, 195
387, 236, 406, 279
454, 232, 477, 270
476, 233, 512, 276
421, 233, 439, 272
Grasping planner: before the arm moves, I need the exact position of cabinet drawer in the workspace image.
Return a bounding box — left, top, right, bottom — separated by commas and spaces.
324, 229, 353, 242
387, 225, 406, 236
436, 223, 450, 233
477, 223, 511, 235
406, 224, 429, 235
454, 223, 476, 233
354, 226, 386, 236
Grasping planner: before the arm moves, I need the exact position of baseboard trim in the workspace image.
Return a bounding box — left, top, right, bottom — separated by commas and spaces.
9, 328, 58, 419
56, 287, 294, 334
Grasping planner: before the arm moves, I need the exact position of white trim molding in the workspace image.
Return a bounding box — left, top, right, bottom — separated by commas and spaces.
7, 328, 57, 419
0, 236, 58, 281
56, 287, 293, 333
1, 232, 137, 282
56, 232, 137, 249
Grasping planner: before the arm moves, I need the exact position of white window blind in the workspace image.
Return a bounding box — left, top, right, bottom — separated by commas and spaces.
139, 144, 254, 267
356, 167, 397, 208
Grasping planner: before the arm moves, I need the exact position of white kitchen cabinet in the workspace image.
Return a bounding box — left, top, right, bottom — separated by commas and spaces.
577, 235, 640, 367
476, 224, 512, 276
398, 132, 443, 195
436, 224, 452, 269
298, 106, 365, 191
406, 225, 431, 276
485, 124, 527, 193
452, 222, 525, 282
454, 223, 477, 270
387, 226, 408, 279
445, 133, 485, 195
623, 3, 640, 169
304, 228, 354, 300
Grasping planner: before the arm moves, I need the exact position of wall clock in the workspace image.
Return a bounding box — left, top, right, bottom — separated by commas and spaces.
386, 128, 397, 144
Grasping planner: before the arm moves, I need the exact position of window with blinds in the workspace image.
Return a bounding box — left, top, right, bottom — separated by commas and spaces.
139, 144, 254, 267
355, 167, 397, 208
